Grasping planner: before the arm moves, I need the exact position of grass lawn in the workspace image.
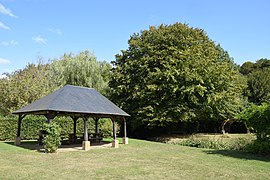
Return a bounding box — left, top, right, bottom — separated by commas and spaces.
0, 138, 270, 179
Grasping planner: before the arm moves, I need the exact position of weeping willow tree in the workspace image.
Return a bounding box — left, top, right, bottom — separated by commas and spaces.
49, 50, 111, 94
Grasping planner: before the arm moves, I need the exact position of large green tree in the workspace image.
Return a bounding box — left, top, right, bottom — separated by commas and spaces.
0, 63, 56, 115
109, 23, 246, 134
247, 69, 270, 104
240, 58, 270, 104
49, 50, 111, 94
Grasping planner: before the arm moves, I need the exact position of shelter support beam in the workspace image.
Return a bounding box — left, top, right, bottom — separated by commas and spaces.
72, 116, 79, 137
15, 114, 26, 145
45, 113, 56, 123
122, 117, 128, 144
111, 117, 119, 148
82, 117, 90, 150
94, 117, 99, 134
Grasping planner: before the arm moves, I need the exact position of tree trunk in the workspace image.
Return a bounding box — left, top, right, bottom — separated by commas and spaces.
221, 119, 230, 134
244, 123, 250, 133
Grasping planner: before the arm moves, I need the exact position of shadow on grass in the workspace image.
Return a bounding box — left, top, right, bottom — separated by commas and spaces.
203, 149, 270, 162
4, 140, 113, 152
4, 141, 44, 151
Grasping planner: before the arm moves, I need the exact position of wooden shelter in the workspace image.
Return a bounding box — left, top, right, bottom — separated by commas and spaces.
13, 85, 130, 150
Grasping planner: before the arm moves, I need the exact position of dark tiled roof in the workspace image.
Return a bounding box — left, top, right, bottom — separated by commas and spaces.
13, 85, 129, 117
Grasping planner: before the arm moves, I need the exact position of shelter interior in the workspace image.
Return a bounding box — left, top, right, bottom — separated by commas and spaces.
13, 85, 130, 150
15, 112, 128, 150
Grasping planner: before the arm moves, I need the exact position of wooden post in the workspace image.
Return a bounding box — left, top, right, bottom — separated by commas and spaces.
94, 117, 99, 134
72, 117, 78, 136
122, 117, 128, 144
83, 117, 88, 141
15, 114, 24, 145
82, 116, 90, 150
123, 117, 127, 138
17, 115, 22, 137
111, 117, 119, 148
113, 118, 116, 140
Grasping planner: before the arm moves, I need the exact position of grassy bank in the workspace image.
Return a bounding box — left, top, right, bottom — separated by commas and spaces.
166, 133, 255, 149
0, 138, 269, 179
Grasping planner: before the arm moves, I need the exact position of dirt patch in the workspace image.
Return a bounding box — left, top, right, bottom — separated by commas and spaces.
58, 142, 113, 152
17, 141, 113, 152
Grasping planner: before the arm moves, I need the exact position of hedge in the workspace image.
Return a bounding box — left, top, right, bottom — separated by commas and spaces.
0, 115, 117, 141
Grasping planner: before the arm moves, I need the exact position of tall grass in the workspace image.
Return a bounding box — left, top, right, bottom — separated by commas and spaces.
168, 134, 256, 151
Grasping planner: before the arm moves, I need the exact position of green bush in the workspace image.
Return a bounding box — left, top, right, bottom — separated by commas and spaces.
229, 137, 253, 151
238, 103, 270, 140
0, 115, 17, 140
99, 119, 120, 138
246, 139, 270, 155
43, 122, 62, 153
0, 115, 47, 140
237, 103, 270, 155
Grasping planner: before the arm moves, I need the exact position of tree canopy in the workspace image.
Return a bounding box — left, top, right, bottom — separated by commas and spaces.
240, 58, 270, 104
0, 50, 111, 115
109, 23, 246, 133
49, 50, 111, 94
0, 63, 56, 115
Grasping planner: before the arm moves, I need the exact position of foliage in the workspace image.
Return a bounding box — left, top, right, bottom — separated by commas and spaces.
49, 50, 111, 95
240, 58, 270, 104
246, 139, 270, 155
98, 119, 120, 138
0, 115, 17, 140
178, 138, 229, 150
109, 23, 246, 135
240, 61, 255, 75
0, 50, 111, 117
238, 103, 270, 140
53, 116, 96, 138
247, 68, 270, 104
43, 122, 62, 153
171, 134, 255, 151
229, 137, 253, 151
0, 115, 47, 140
240, 58, 270, 76
0, 63, 57, 115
